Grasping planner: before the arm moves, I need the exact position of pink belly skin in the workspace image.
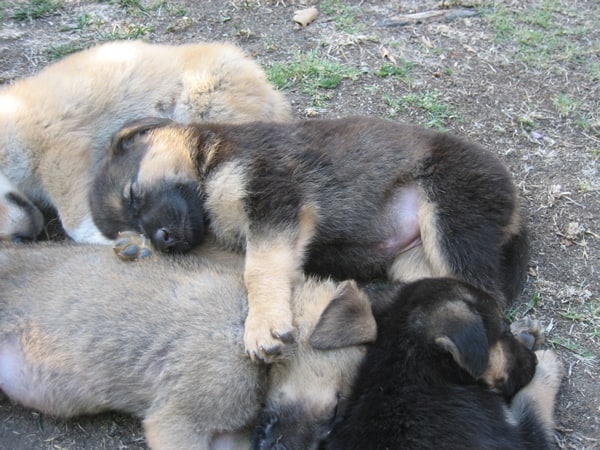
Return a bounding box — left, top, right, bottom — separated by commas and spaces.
374, 184, 422, 257
0, 337, 35, 408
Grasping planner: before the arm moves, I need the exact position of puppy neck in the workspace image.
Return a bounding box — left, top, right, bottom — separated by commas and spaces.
191, 125, 237, 179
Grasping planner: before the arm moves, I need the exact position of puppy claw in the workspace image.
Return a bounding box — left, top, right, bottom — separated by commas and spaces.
273, 329, 296, 344
244, 314, 295, 364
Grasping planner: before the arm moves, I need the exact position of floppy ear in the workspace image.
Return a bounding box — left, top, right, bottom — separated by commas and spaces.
310, 280, 377, 350
110, 117, 174, 156
434, 312, 490, 379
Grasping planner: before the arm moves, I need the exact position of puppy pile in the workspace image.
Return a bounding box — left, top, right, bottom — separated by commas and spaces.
0, 41, 563, 450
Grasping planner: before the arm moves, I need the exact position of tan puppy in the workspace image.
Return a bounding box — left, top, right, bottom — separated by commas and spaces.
0, 40, 291, 243
90, 116, 528, 362
0, 241, 375, 450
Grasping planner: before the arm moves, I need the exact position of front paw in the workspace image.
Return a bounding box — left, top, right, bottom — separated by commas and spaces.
244, 312, 296, 364
510, 316, 544, 350
113, 231, 153, 261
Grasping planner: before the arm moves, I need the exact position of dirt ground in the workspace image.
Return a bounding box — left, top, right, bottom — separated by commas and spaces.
0, 0, 598, 449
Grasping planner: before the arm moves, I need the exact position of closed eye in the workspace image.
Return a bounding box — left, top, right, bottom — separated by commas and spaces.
123, 180, 142, 210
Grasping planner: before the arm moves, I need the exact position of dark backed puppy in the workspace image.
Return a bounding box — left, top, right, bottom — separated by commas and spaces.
90, 116, 528, 362
310, 279, 564, 450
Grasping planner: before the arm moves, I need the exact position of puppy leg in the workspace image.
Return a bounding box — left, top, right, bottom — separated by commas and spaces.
243, 236, 299, 363
144, 406, 212, 450
510, 350, 565, 448
243, 206, 316, 363
388, 198, 452, 282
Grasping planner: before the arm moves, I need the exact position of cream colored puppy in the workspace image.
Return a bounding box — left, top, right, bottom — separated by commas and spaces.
0, 40, 291, 243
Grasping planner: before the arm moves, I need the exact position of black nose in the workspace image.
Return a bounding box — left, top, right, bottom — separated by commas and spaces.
152, 228, 174, 251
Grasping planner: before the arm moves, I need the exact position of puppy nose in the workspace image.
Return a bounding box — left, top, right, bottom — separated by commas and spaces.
152, 228, 174, 251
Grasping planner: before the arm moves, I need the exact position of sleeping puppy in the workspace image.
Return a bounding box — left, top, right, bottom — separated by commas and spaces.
0, 241, 376, 450
0, 39, 291, 243
315, 278, 564, 450
90, 116, 529, 362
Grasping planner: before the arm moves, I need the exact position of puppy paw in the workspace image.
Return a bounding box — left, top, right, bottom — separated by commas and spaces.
113, 231, 153, 261
244, 312, 296, 364
510, 316, 544, 350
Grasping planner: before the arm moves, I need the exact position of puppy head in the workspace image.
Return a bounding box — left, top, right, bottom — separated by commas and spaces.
254, 280, 377, 450
391, 279, 538, 397
0, 172, 44, 242
90, 118, 205, 253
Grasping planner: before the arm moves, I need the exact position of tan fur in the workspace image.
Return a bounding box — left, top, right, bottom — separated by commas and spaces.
0, 241, 373, 450
136, 128, 199, 187
482, 341, 509, 388
243, 204, 318, 362
509, 350, 565, 436
204, 161, 250, 249
0, 40, 291, 243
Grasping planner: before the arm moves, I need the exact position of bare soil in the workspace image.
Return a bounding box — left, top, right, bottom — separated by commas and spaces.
0, 0, 598, 449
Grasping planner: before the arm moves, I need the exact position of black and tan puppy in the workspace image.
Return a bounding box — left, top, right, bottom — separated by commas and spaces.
90, 116, 528, 362
0, 241, 377, 450
294, 279, 563, 450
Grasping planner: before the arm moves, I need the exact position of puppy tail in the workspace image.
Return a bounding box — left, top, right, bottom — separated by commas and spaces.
510, 350, 564, 449
499, 221, 529, 305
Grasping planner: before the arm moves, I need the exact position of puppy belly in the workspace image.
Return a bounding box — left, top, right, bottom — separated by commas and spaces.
377, 184, 421, 256
67, 214, 112, 244
0, 336, 85, 417
0, 337, 47, 412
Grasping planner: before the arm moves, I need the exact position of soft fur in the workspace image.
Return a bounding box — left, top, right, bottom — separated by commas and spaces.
90, 116, 528, 362
0, 171, 43, 241
0, 241, 375, 450
318, 279, 564, 450
0, 40, 291, 243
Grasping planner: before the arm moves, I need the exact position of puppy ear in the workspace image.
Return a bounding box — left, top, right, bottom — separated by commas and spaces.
434, 312, 490, 379
110, 117, 174, 156
310, 280, 377, 350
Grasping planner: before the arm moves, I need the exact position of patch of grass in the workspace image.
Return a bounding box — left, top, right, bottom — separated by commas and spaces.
549, 336, 595, 359
118, 0, 147, 11
589, 63, 600, 80
320, 0, 364, 34
267, 51, 361, 106
552, 93, 581, 118
484, 1, 595, 68
576, 180, 591, 193
164, 2, 187, 17
100, 23, 153, 40
12, 0, 63, 20
384, 90, 459, 129
60, 13, 93, 32
47, 43, 86, 59
517, 114, 537, 131
373, 60, 414, 85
